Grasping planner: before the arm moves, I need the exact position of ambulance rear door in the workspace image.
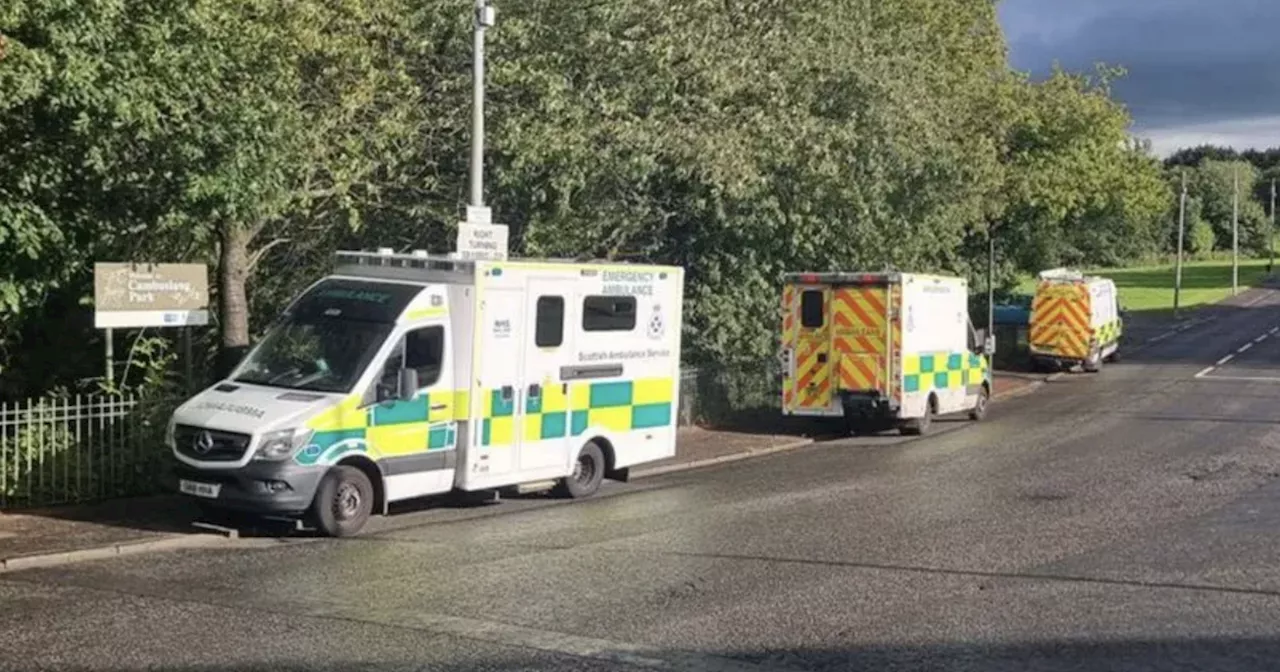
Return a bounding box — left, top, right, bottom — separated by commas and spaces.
782, 281, 836, 415
829, 279, 893, 399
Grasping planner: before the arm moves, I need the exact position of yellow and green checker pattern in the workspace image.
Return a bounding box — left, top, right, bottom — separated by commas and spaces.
902, 352, 989, 394
1095, 319, 1122, 346
296, 390, 465, 466
481, 377, 675, 447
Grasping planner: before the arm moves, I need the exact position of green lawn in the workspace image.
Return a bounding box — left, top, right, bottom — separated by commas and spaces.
1017, 257, 1276, 314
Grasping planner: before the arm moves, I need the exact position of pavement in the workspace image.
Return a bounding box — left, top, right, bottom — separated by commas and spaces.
8, 289, 1280, 670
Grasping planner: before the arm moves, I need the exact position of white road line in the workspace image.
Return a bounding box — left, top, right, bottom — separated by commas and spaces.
1271, 326, 1279, 335
1257, 335, 1270, 343
1149, 332, 1173, 343
1195, 366, 1217, 378
1239, 343, 1254, 353
1216, 354, 1235, 366
1191, 374, 1280, 383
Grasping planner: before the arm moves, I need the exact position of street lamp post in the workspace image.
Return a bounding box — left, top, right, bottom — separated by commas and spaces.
1175, 170, 1186, 316
1270, 178, 1276, 273
1232, 165, 1240, 295
470, 0, 495, 209
987, 222, 995, 342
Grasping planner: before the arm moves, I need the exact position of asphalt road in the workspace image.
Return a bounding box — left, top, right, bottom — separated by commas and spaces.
7, 290, 1280, 671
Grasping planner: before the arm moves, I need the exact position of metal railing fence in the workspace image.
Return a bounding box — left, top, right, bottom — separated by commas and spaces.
0, 395, 179, 509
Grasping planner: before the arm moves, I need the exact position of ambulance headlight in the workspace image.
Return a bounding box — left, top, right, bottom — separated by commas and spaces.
164, 417, 177, 448
254, 428, 314, 461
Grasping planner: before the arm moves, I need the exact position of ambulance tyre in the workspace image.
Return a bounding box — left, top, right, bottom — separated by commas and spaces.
901, 395, 936, 436
311, 465, 374, 538
1083, 349, 1103, 373
556, 441, 606, 499
968, 384, 990, 421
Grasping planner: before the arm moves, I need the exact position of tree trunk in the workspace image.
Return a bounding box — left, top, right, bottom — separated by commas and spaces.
217, 223, 252, 379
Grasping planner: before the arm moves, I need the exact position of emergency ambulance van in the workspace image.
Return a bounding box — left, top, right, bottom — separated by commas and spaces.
779, 272, 993, 435
1028, 268, 1121, 373
167, 250, 684, 536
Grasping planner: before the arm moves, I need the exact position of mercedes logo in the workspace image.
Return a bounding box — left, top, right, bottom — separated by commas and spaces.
193, 430, 215, 455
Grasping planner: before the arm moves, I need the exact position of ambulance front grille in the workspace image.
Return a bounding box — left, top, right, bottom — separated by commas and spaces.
174, 425, 252, 462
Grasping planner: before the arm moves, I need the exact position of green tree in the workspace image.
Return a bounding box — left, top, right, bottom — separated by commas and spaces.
1186, 201, 1217, 258
1164, 172, 1216, 258
996, 67, 1171, 274
489, 0, 1008, 364
0, 0, 1195, 396
1, 0, 431, 384
1188, 159, 1268, 254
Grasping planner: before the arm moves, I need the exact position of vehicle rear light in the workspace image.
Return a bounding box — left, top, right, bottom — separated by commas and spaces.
799, 273, 819, 284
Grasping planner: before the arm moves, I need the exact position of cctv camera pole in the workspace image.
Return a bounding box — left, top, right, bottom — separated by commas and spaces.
1175, 171, 1186, 316
1233, 165, 1240, 296
469, 0, 492, 208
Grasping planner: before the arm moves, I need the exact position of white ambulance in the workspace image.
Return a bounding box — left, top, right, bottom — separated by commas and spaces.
779, 272, 994, 435
1028, 268, 1122, 373
167, 250, 684, 536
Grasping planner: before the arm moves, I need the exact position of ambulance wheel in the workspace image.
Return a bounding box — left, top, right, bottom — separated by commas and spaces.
901, 396, 935, 436
1083, 350, 1103, 373
1104, 349, 1120, 363
556, 441, 605, 499
311, 466, 373, 537
969, 384, 990, 421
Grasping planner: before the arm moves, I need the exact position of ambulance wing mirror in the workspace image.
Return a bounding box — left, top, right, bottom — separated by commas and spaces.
396, 368, 419, 401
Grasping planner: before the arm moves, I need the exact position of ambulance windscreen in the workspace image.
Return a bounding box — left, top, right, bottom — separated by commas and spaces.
229, 279, 417, 393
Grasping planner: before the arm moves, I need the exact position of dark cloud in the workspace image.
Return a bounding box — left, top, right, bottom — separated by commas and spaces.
1002, 0, 1280, 132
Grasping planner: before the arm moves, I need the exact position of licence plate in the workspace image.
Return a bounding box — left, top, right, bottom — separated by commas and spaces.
179, 479, 221, 499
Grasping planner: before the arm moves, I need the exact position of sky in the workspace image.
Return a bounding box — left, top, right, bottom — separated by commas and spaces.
998, 0, 1280, 157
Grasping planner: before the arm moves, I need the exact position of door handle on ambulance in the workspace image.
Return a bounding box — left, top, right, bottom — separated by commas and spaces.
816, 354, 828, 364
430, 403, 448, 411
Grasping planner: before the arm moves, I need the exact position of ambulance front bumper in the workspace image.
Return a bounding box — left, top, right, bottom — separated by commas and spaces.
168, 459, 325, 515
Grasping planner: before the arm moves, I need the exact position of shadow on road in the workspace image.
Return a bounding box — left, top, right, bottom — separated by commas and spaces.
725, 637, 1280, 671
9, 636, 1280, 671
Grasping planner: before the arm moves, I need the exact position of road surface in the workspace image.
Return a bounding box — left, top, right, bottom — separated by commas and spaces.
5, 290, 1280, 671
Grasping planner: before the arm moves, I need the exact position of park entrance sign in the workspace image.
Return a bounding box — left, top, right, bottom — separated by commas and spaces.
93, 263, 209, 329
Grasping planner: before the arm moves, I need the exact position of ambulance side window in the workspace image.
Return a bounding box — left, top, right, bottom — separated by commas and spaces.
378, 326, 444, 396
535, 296, 565, 347
404, 326, 444, 387
800, 291, 824, 328
583, 296, 636, 331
